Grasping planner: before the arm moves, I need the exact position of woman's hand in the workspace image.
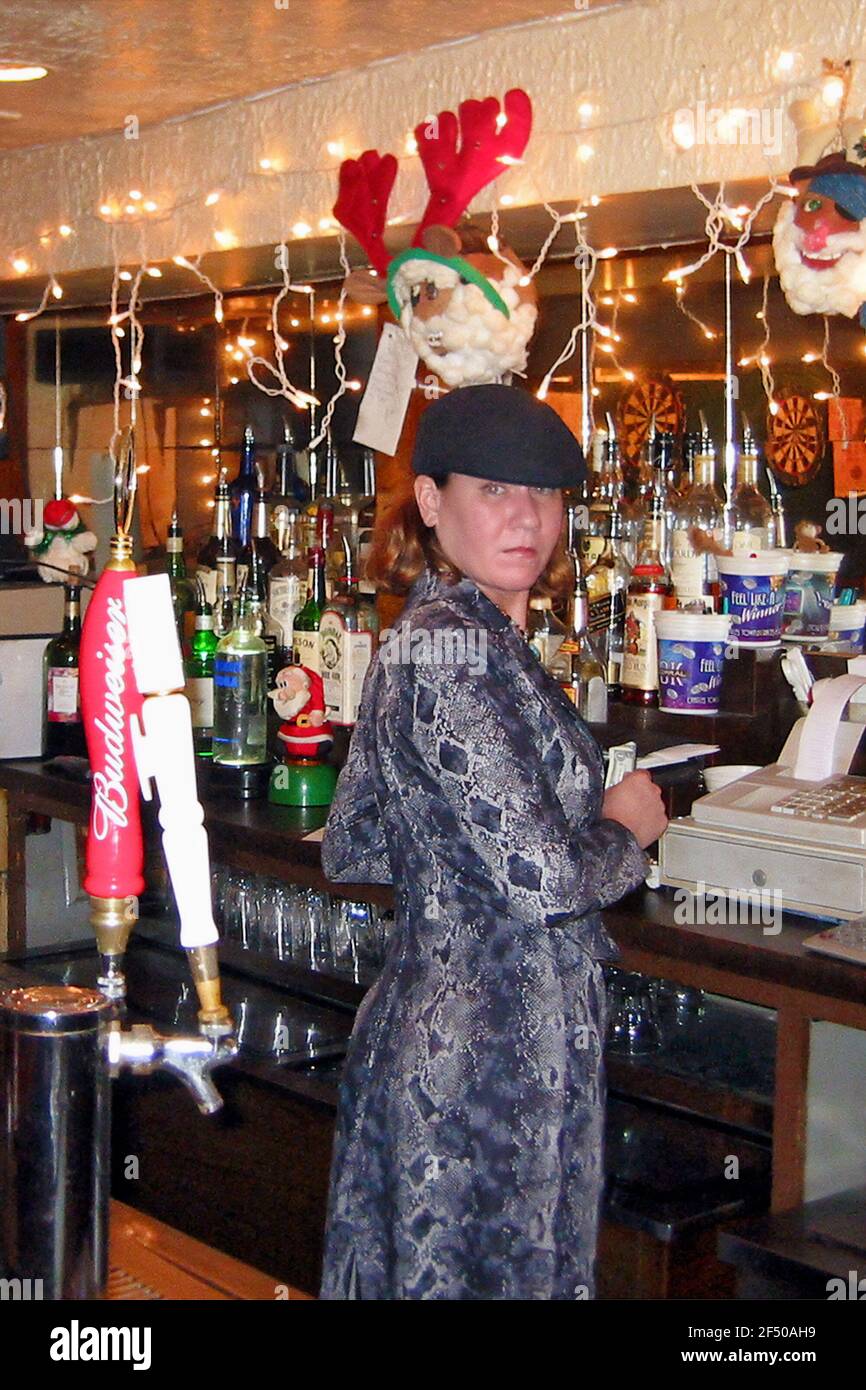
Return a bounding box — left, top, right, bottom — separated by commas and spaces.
601, 770, 668, 850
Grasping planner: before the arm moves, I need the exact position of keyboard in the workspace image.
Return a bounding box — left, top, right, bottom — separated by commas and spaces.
804, 919, 866, 967
770, 779, 866, 824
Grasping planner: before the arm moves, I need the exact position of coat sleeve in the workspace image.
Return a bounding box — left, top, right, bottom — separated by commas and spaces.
320, 713, 393, 886
390, 656, 648, 928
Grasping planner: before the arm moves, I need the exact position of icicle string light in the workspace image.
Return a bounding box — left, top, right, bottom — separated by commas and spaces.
241, 236, 320, 411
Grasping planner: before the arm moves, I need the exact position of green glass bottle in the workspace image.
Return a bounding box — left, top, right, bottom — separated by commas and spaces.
292, 545, 327, 674
212, 590, 269, 766
167, 510, 196, 657
185, 581, 219, 759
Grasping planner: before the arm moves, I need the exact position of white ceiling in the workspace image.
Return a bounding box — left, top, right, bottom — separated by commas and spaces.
0, 0, 629, 151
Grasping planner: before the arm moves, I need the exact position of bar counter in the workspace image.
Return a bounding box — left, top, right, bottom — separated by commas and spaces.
2, 694, 866, 1296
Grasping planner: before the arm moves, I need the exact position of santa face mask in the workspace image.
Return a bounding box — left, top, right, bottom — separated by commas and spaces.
774, 157, 866, 326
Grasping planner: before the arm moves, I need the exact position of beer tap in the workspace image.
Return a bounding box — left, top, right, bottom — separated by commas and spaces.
79, 428, 144, 999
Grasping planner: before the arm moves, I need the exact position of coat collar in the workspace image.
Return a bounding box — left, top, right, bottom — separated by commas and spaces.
404, 565, 514, 633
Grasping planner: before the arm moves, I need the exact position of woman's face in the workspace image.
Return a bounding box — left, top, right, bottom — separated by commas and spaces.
414, 471, 563, 598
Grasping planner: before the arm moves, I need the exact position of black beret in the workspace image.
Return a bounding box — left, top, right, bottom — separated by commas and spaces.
411, 384, 586, 489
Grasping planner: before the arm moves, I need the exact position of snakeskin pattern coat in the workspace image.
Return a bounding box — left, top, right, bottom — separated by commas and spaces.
319, 567, 648, 1300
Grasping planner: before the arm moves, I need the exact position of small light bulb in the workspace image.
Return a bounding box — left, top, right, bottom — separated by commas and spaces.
318, 216, 333, 230
591, 387, 601, 397
769, 400, 780, 415
326, 140, 344, 158
599, 342, 615, 353
214, 229, 236, 248
115, 326, 125, 338
259, 158, 272, 170
813, 390, 831, 401
622, 292, 637, 303
597, 247, 617, 259
589, 195, 601, 207
200, 407, 211, 417
205, 191, 220, 206
759, 353, 770, 366
704, 329, 715, 339
822, 74, 845, 107
11, 256, 30, 274
802, 352, 818, 363
99, 203, 113, 217
577, 143, 594, 162
290, 317, 300, 327
214, 303, 224, 324
292, 221, 311, 238
118, 270, 132, 281
600, 296, 615, 306
346, 379, 362, 391
321, 314, 331, 324
578, 101, 594, 121
230, 376, 239, 384
232, 350, 243, 362
499, 194, 514, 206
199, 438, 212, 447
495, 112, 507, 131
755, 310, 764, 319
58, 223, 73, 238
51, 281, 63, 299
143, 200, 158, 213
146, 266, 162, 278
128, 189, 142, 201
623, 370, 635, 382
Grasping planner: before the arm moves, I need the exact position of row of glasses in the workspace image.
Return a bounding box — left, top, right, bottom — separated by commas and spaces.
604, 967, 706, 1057
210, 864, 394, 978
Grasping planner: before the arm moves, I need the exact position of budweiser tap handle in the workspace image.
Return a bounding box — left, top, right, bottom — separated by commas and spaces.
125, 574, 231, 1032
79, 527, 144, 998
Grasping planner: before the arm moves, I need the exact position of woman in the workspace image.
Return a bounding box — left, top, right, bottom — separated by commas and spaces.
319, 384, 667, 1300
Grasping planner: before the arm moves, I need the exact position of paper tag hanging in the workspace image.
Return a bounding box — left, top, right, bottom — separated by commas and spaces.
352, 323, 418, 456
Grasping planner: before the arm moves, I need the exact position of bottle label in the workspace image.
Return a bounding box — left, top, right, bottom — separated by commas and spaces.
671, 532, 716, 610
293, 629, 321, 675
587, 593, 611, 636
197, 566, 218, 607
605, 590, 626, 681
580, 536, 607, 569
166, 536, 183, 554
47, 668, 79, 721
320, 612, 373, 724
621, 592, 666, 691
185, 676, 214, 729
269, 575, 307, 649
731, 526, 769, 556
527, 630, 565, 671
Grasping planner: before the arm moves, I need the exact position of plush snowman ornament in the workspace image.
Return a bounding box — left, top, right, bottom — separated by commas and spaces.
24, 498, 97, 582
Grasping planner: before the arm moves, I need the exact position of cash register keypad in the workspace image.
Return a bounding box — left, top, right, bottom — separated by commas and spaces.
769, 781, 866, 823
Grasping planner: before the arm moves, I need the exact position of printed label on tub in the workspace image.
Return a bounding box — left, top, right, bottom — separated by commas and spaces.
658, 639, 726, 714
718, 571, 786, 643
783, 566, 839, 637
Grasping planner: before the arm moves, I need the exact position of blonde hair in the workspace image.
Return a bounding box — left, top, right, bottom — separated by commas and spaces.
366, 477, 573, 601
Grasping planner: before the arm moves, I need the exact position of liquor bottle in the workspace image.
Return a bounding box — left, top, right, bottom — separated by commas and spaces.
213, 548, 237, 639
239, 470, 282, 578
597, 424, 624, 510
229, 426, 257, 548
603, 502, 631, 694
197, 472, 239, 606
246, 549, 281, 691
527, 596, 569, 681
668, 446, 725, 612
357, 447, 377, 597
559, 562, 608, 722
184, 580, 219, 759
620, 423, 656, 567
728, 426, 774, 554
212, 590, 268, 767
293, 545, 327, 675
585, 427, 606, 507
304, 430, 335, 546
319, 541, 376, 726
166, 510, 196, 657
44, 581, 85, 757
268, 515, 308, 669
620, 493, 674, 705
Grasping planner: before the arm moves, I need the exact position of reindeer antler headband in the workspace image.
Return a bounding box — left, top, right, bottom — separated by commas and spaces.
333, 88, 533, 308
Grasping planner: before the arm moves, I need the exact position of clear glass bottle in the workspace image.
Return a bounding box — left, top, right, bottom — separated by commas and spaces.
247, 549, 282, 692
184, 581, 219, 760
357, 448, 377, 597
728, 426, 774, 554
212, 590, 268, 766
621, 494, 674, 705
271, 421, 309, 551
527, 596, 569, 680
268, 515, 308, 669
668, 447, 725, 612
559, 564, 609, 722
44, 580, 85, 757
213, 550, 237, 639
604, 503, 631, 695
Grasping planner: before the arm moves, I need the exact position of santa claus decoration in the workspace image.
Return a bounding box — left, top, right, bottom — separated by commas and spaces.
268, 664, 337, 806
774, 97, 866, 328
333, 88, 538, 389
24, 497, 98, 582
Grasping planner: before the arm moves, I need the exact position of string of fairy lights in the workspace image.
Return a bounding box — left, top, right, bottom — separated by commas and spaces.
5, 42, 864, 507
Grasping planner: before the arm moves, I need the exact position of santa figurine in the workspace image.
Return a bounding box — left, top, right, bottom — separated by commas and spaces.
24, 498, 97, 582
268, 664, 337, 806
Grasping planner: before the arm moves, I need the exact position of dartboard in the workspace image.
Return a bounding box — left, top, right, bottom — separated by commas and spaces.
617, 375, 685, 467
766, 394, 824, 487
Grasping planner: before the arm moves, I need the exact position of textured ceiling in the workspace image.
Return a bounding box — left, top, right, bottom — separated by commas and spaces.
0, 0, 630, 151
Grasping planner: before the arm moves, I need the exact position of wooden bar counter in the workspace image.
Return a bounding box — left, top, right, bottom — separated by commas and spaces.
1, 710, 865, 1295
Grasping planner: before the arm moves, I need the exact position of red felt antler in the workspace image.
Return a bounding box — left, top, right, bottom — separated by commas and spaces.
413, 88, 533, 244
332, 149, 398, 275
